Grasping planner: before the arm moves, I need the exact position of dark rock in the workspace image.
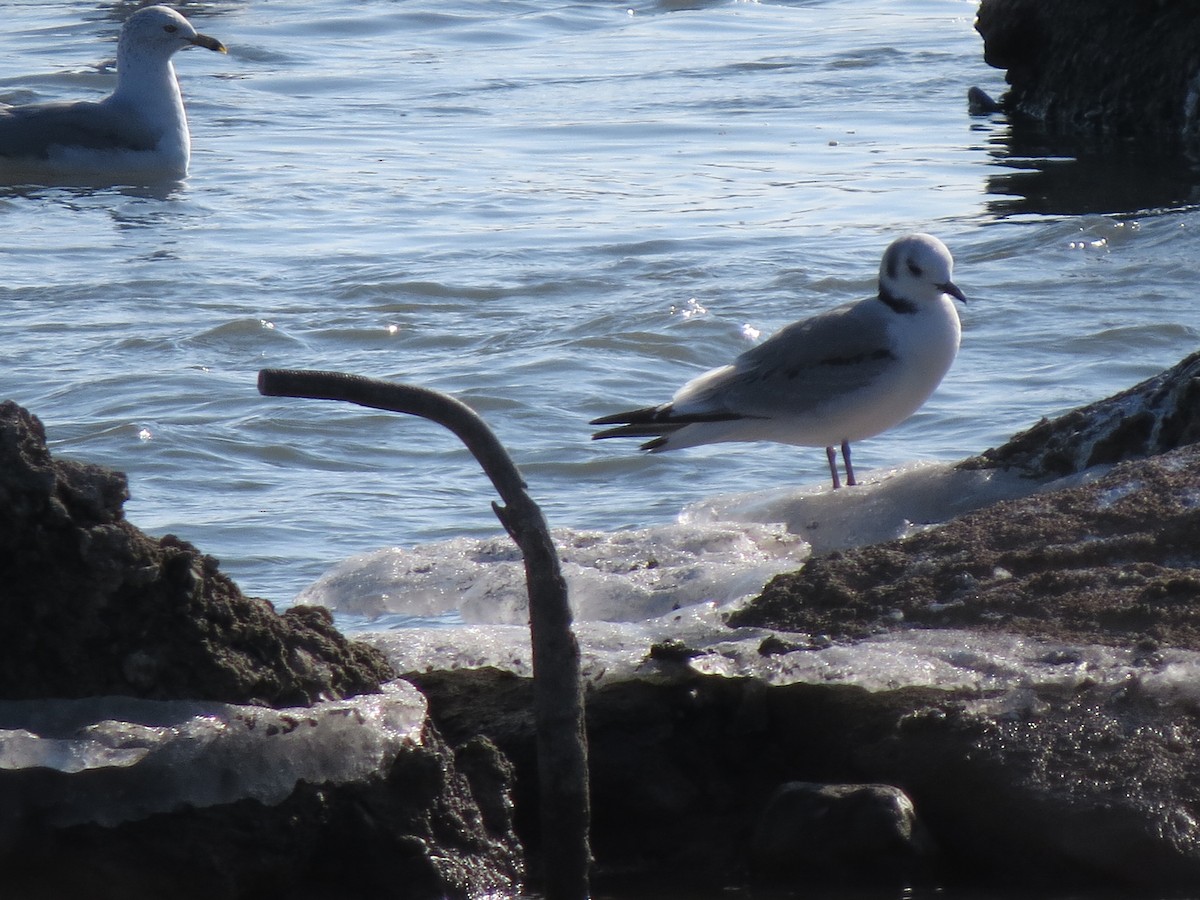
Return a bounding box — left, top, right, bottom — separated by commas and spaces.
960, 349, 1200, 479
413, 657, 1200, 892
975, 0, 1200, 147
0, 399, 523, 898
1, 721, 523, 900
880, 690, 1200, 891
416, 661, 1200, 893
411, 671, 936, 890
0, 401, 394, 707
455, 734, 519, 839
967, 86, 1003, 115
750, 781, 935, 886
649, 638, 704, 663
757, 634, 808, 656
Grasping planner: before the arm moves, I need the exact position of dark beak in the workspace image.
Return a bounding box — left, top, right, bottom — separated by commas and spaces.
189, 32, 227, 53
939, 281, 966, 304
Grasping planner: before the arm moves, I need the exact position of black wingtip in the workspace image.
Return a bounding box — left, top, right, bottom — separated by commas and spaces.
589, 404, 664, 427
592, 422, 670, 441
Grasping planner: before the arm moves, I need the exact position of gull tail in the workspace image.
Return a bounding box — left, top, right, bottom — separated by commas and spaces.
590, 404, 741, 451
589, 404, 667, 428
590, 404, 678, 447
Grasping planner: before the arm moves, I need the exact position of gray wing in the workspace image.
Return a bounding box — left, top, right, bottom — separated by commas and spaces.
0, 100, 158, 159
672, 298, 896, 419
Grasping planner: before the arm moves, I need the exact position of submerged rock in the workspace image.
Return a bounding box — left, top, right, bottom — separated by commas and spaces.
975, 0, 1200, 147
0, 400, 394, 706
750, 781, 936, 886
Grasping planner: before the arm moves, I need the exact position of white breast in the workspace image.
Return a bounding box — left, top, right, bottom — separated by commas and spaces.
758, 295, 960, 448
836, 294, 961, 442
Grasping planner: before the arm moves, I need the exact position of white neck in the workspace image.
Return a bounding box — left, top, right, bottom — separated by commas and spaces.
108, 50, 190, 168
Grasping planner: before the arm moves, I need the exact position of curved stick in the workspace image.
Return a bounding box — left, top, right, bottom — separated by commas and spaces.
257, 369, 590, 900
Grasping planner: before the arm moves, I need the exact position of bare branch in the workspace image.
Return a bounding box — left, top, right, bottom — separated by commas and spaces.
258, 368, 591, 900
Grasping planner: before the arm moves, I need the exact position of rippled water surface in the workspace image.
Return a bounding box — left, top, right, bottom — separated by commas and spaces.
2, 0, 1198, 604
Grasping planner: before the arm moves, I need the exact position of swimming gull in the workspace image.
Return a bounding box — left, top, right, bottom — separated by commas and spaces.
591, 233, 967, 489
0, 6, 226, 181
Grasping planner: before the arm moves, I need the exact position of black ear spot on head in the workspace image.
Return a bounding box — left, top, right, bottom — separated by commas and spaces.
885, 252, 898, 281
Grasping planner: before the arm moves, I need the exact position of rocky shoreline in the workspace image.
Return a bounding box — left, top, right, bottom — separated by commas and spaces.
1, 1, 1197, 894
0, 400, 522, 898
732, 352, 1200, 650
408, 355, 1200, 895
1, 348, 1198, 897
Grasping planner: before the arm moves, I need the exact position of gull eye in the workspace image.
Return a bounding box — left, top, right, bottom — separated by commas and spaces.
906, 261, 922, 277
164, 24, 178, 33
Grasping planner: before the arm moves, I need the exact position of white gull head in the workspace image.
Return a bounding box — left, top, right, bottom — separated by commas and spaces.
877, 232, 967, 312
108, 6, 228, 178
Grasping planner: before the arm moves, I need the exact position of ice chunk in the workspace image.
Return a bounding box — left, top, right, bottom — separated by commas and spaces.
680, 462, 1052, 554
300, 461, 1077, 631
294, 535, 521, 620
0, 728, 150, 772
0, 681, 426, 827
300, 520, 807, 626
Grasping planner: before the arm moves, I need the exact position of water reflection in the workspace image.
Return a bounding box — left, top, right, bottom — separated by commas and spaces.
0, 180, 183, 202
980, 116, 1200, 217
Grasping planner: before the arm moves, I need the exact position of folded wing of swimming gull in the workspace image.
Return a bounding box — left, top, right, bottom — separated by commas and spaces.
591, 233, 967, 489
0, 5, 226, 182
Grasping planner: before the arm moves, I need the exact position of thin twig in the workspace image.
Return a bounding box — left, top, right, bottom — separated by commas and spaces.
258, 368, 591, 900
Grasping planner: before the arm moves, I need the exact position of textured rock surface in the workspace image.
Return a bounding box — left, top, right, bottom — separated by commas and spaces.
975, 0, 1200, 146
415, 660, 1200, 893
0, 401, 394, 706
1, 723, 524, 900
961, 349, 1200, 478
729, 444, 1200, 648
0, 400, 523, 899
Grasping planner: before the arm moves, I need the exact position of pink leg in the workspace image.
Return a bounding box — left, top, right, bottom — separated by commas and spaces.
825, 445, 842, 489
842, 440, 856, 486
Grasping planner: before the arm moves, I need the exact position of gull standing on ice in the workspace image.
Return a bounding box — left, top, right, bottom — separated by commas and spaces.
590, 233, 967, 489
0, 6, 226, 181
